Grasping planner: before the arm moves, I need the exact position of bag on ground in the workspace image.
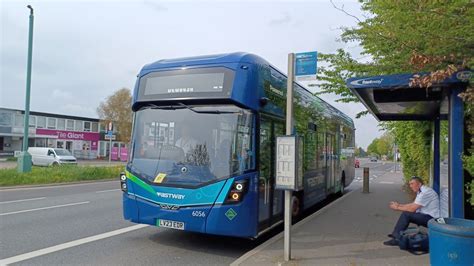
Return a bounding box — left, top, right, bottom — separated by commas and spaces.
398, 228, 429, 255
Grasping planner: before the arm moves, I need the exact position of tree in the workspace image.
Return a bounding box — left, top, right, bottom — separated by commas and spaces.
367, 139, 379, 156
367, 133, 394, 158
316, 1, 473, 184
354, 146, 366, 157
97, 88, 132, 143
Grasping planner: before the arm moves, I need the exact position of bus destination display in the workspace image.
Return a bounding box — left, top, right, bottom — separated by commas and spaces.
144, 73, 225, 95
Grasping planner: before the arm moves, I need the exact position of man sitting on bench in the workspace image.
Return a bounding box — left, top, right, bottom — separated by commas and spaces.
384, 176, 440, 246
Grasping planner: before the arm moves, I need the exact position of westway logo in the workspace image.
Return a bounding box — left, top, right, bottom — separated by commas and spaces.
350, 78, 384, 86
156, 192, 186, 200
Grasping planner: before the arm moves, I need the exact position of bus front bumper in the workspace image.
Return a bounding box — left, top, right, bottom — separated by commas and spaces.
122, 173, 258, 238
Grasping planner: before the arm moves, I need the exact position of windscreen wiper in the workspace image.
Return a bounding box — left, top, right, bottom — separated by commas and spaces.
140, 104, 186, 111
177, 103, 241, 114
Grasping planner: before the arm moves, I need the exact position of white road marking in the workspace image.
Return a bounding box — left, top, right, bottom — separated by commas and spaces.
95, 189, 120, 193
0, 180, 118, 192
0, 224, 149, 265
0, 201, 90, 216
0, 197, 46, 204
380, 181, 395, 184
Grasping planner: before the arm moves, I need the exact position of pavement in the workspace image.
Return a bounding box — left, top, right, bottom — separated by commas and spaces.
232, 161, 430, 265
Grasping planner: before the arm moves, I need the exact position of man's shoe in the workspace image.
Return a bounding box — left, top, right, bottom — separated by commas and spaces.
387, 234, 394, 238
383, 238, 399, 246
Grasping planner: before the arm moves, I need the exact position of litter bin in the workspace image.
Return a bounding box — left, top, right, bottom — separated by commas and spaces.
428, 218, 474, 266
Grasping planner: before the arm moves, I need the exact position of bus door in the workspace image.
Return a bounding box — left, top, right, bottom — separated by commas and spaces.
326, 133, 336, 191
258, 118, 284, 231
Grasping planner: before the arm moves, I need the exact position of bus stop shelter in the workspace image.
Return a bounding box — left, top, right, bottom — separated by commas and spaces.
346, 70, 472, 218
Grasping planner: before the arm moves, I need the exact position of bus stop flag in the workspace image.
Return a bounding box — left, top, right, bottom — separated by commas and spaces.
295, 51, 317, 82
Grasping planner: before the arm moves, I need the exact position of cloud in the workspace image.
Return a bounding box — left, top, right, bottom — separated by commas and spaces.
52, 89, 72, 101
2, 1, 375, 146
268, 12, 292, 26
142, 0, 168, 12
61, 104, 98, 119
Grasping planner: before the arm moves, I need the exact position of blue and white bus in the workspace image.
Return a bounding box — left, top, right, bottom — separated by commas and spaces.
121, 52, 355, 238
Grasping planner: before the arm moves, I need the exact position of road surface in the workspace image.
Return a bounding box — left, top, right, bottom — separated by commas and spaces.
0, 159, 396, 265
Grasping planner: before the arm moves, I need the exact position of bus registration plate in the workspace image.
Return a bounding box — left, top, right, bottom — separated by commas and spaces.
158, 219, 185, 230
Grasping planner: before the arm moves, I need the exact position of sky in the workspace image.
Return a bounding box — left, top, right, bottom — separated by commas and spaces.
0, 0, 384, 149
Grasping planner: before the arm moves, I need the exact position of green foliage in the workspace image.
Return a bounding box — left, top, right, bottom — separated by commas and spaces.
354, 147, 365, 157
385, 121, 432, 184
464, 152, 474, 207
0, 165, 123, 186
366, 140, 377, 156
463, 98, 474, 206
317, 1, 473, 187
464, 154, 474, 177
343, 1, 473, 71
466, 181, 474, 206
440, 121, 449, 160
367, 132, 394, 158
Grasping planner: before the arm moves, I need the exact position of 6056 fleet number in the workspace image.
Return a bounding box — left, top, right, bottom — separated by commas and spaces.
192, 211, 206, 217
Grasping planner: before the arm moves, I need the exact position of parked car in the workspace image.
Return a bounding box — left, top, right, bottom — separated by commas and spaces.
370, 156, 378, 162
28, 147, 77, 166
355, 158, 360, 168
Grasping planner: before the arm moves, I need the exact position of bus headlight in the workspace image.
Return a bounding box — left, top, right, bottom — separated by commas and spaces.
225, 179, 248, 204
120, 172, 127, 192
235, 183, 243, 191
231, 192, 240, 200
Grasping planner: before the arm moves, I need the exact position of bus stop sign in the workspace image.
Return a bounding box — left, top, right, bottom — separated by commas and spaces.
295, 51, 317, 81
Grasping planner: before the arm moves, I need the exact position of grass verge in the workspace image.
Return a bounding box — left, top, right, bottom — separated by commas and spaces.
0, 165, 124, 186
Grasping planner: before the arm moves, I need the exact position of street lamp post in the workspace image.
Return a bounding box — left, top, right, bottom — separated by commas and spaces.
17, 5, 34, 173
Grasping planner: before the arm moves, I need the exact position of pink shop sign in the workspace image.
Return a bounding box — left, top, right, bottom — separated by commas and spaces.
36, 129, 100, 142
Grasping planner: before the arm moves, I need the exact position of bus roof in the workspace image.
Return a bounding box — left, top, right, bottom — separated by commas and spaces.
142, 52, 267, 71
137, 52, 354, 128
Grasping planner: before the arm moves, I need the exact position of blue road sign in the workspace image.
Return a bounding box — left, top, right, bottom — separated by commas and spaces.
295, 51, 317, 77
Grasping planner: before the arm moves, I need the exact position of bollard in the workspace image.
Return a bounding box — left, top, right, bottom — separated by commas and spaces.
363, 167, 369, 193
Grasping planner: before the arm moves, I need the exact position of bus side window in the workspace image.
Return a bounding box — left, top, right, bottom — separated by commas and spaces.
259, 120, 271, 181
304, 131, 318, 171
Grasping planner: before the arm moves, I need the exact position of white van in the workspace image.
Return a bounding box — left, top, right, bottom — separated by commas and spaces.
28, 147, 77, 166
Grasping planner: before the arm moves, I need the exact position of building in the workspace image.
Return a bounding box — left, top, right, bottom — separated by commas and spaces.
0, 107, 127, 160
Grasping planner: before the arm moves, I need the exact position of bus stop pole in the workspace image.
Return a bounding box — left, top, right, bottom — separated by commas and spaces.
284, 52, 295, 261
